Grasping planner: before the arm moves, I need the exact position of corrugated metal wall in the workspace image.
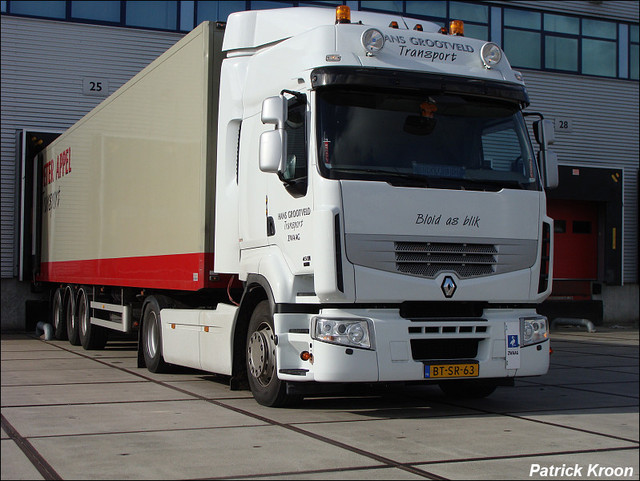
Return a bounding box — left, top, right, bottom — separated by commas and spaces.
522, 69, 638, 283
1, 15, 184, 277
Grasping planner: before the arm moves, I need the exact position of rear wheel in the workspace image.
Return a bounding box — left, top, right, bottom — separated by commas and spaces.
246, 300, 300, 407
52, 288, 67, 340
142, 297, 169, 373
65, 288, 81, 346
78, 288, 107, 350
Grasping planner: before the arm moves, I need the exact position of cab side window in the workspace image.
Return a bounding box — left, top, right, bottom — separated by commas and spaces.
282, 100, 307, 196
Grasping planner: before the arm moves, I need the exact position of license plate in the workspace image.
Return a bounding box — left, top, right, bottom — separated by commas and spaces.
424, 362, 479, 378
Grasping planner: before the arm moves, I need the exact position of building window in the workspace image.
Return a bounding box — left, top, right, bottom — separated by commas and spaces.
503, 8, 541, 69
126, 0, 177, 30
196, 1, 245, 24
450, 1, 487, 40
362, 0, 489, 40
71, 1, 120, 23
405, 1, 446, 20
361, 1, 402, 13
631, 25, 639, 80
8, 0, 66, 19
581, 18, 617, 77
249, 1, 295, 10
544, 13, 579, 72
501, 6, 629, 79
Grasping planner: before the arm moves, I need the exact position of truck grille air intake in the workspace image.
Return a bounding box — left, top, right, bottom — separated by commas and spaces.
344, 234, 537, 279
395, 241, 497, 278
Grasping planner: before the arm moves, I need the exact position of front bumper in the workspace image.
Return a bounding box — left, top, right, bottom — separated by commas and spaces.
275, 307, 549, 383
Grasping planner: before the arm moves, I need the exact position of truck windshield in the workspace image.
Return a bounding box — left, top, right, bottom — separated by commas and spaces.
316, 88, 540, 191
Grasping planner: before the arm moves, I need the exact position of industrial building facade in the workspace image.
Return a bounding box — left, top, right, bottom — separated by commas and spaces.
1, 0, 638, 329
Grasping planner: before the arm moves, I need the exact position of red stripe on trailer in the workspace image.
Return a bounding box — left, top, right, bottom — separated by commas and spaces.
36, 253, 232, 290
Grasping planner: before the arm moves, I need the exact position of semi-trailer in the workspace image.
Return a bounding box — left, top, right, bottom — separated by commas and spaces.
26, 6, 557, 406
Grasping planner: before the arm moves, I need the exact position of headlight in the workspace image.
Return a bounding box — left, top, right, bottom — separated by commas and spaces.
312, 317, 373, 349
480, 42, 502, 68
361, 28, 385, 54
521, 317, 548, 346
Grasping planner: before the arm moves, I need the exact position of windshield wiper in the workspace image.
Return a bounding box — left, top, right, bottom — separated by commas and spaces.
458, 177, 530, 191
328, 168, 532, 190
329, 168, 431, 186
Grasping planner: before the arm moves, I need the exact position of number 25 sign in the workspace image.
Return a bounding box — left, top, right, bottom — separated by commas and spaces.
82, 78, 109, 97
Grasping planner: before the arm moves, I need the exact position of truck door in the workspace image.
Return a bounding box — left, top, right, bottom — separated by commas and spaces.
266, 94, 314, 275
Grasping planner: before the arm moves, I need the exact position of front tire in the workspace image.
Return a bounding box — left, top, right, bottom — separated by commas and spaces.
246, 300, 300, 407
142, 297, 169, 373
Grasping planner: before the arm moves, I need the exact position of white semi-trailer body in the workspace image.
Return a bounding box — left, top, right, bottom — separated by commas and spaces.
31, 6, 557, 406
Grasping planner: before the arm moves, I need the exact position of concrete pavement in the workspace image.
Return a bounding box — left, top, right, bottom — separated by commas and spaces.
1, 326, 638, 480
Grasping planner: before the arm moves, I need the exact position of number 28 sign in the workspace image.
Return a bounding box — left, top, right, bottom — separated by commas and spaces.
553, 117, 573, 133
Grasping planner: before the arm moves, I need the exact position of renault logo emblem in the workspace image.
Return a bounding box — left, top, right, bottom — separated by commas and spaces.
441, 276, 457, 298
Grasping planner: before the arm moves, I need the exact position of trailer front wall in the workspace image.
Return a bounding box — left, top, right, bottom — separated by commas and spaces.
38, 23, 216, 291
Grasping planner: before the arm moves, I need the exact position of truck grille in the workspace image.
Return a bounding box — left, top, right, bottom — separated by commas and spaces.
395, 241, 497, 278
344, 234, 537, 280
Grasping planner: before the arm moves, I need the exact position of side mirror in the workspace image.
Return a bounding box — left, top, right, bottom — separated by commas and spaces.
261, 96, 287, 129
259, 96, 288, 173
533, 118, 558, 189
533, 119, 555, 147
538, 150, 558, 189
259, 129, 286, 173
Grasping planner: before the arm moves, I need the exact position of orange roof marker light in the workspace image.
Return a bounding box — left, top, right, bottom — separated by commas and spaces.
449, 20, 464, 36
336, 5, 351, 24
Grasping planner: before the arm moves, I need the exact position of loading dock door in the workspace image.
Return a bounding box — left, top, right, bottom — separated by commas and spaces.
548, 199, 598, 280
16, 129, 61, 281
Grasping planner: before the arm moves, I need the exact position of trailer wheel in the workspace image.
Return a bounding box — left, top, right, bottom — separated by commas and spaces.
438, 380, 498, 399
78, 288, 107, 350
246, 300, 300, 407
52, 288, 67, 340
142, 298, 169, 373
65, 288, 80, 346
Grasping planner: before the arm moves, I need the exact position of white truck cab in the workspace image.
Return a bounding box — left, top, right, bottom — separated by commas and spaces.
210, 7, 556, 405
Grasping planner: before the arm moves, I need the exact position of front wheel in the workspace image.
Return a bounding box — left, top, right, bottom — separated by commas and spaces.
246, 301, 300, 407
142, 297, 169, 373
